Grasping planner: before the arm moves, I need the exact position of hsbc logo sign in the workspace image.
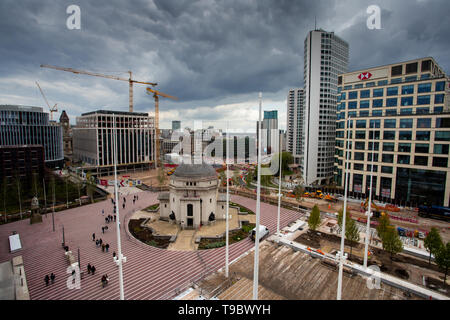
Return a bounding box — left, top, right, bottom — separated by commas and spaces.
358, 72, 372, 80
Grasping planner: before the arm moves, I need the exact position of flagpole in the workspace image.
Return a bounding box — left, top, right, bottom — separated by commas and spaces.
276, 131, 282, 236
225, 121, 230, 278
253, 92, 263, 300
364, 133, 376, 268
337, 117, 351, 300
113, 114, 125, 300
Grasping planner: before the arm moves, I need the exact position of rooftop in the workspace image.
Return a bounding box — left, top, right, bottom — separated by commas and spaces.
173, 163, 217, 179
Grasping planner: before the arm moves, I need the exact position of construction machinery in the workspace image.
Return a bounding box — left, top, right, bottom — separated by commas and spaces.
35, 81, 58, 120
40, 64, 157, 112
146, 87, 178, 168
324, 194, 338, 203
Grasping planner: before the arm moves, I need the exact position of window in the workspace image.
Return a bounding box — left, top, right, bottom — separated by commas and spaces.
370, 119, 380, 128
405, 76, 417, 82
421, 60, 431, 72
398, 143, 411, 152
382, 154, 394, 163
417, 95, 430, 105
417, 118, 431, 128
338, 76, 342, 85
383, 131, 396, 140
400, 108, 412, 115
381, 166, 393, 174
414, 156, 428, 166
435, 131, 450, 141
398, 155, 410, 165
386, 109, 397, 116
421, 74, 431, 80
366, 82, 375, 88
436, 118, 450, 128
418, 83, 431, 93
349, 91, 358, 99
432, 157, 448, 168
355, 84, 363, 89
355, 141, 365, 150
354, 152, 365, 161
384, 119, 396, 128
415, 144, 429, 153
366, 164, 378, 172
372, 109, 382, 116
391, 78, 402, 84
435, 94, 445, 104
378, 80, 388, 86
360, 100, 370, 108
416, 131, 430, 141
434, 144, 449, 155
355, 131, 366, 139
399, 131, 412, 141
435, 81, 445, 91
348, 111, 357, 118
344, 85, 352, 90
387, 87, 398, 96
405, 62, 418, 74
386, 98, 397, 107
367, 153, 379, 162
369, 131, 380, 139
348, 101, 357, 109
373, 88, 384, 97
400, 119, 413, 128
416, 107, 429, 114
368, 142, 379, 150
401, 85, 414, 95
360, 110, 369, 117
391, 65, 403, 76
372, 99, 383, 108
360, 90, 370, 98
401, 97, 413, 106
354, 163, 364, 171
356, 120, 366, 128
434, 107, 443, 113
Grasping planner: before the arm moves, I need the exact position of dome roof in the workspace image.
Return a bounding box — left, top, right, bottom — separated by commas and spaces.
173, 163, 217, 179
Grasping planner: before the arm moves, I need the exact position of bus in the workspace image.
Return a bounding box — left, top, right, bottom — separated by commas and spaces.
418, 205, 450, 222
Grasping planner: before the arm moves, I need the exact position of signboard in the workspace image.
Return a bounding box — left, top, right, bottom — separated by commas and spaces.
381, 188, 391, 198
354, 184, 362, 193
358, 72, 372, 80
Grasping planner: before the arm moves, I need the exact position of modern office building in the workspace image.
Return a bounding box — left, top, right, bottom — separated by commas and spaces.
287, 88, 305, 165
0, 145, 45, 183
335, 57, 450, 207
0, 105, 63, 167
256, 110, 279, 154
303, 29, 349, 185
172, 120, 181, 131
72, 110, 155, 176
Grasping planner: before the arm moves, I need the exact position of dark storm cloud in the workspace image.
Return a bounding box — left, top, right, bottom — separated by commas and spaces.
0, 0, 449, 124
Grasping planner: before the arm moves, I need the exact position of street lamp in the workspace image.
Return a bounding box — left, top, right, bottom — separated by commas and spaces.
276, 131, 282, 236
364, 132, 376, 268
225, 121, 230, 278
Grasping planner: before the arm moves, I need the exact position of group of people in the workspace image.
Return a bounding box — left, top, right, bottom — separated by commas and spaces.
44, 273, 56, 286
87, 263, 96, 275
105, 214, 115, 224
101, 274, 109, 287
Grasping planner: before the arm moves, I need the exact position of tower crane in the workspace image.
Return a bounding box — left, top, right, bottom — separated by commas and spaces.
40, 64, 157, 112
36, 81, 58, 121
146, 87, 178, 168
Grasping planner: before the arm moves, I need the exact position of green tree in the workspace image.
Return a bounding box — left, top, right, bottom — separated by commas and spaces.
246, 169, 254, 187
85, 171, 96, 203
293, 185, 304, 201
424, 228, 443, 265
337, 207, 351, 233
376, 213, 391, 240
272, 152, 294, 175
345, 218, 360, 259
435, 242, 450, 283
308, 205, 321, 231
382, 226, 403, 260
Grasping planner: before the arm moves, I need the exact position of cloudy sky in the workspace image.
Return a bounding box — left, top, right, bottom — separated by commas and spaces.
0, 0, 449, 131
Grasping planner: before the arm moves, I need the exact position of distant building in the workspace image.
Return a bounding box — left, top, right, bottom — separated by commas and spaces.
72, 110, 155, 176
0, 105, 63, 168
335, 57, 450, 207
172, 120, 181, 131
0, 145, 45, 183
287, 88, 305, 165
59, 110, 73, 158
257, 110, 279, 155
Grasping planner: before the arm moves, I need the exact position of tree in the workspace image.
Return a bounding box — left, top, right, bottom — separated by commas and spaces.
337, 207, 351, 233
376, 213, 391, 240
272, 152, 294, 175
293, 185, 304, 202
157, 166, 165, 185
246, 169, 254, 187
424, 228, 443, 265
308, 205, 321, 231
435, 242, 450, 284
85, 171, 96, 203
345, 218, 360, 259
382, 226, 403, 260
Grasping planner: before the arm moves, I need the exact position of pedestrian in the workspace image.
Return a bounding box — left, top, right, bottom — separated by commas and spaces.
114, 215, 116, 222
92, 233, 95, 241
91, 265, 96, 275
123, 203, 125, 209
102, 226, 104, 234
133, 199, 135, 205
44, 275, 50, 286
113, 251, 116, 258
123, 197, 126, 203
99, 238, 103, 246
105, 243, 109, 252
102, 209, 104, 216
101, 243, 105, 252
105, 226, 108, 231
111, 198, 114, 204
50, 273, 55, 284
64, 246, 69, 252
105, 217, 108, 224
95, 239, 99, 247
87, 263, 92, 274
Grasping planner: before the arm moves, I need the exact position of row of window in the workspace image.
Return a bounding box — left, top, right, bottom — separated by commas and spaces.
337, 118, 449, 129
341, 94, 445, 109
348, 155, 448, 171
336, 130, 450, 141
343, 81, 445, 99
337, 107, 444, 119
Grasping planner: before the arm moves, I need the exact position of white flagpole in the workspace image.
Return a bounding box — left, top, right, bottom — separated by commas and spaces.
276, 132, 282, 236
364, 133, 376, 268
337, 117, 351, 300
225, 121, 230, 278
113, 114, 125, 300
253, 92, 262, 300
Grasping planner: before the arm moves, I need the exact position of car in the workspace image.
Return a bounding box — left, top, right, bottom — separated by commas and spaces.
250, 225, 269, 241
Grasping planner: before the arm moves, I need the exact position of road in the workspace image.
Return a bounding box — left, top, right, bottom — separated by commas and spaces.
0, 191, 302, 300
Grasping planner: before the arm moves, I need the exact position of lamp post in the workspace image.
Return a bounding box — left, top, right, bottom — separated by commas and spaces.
337, 117, 351, 300
43, 178, 47, 214
253, 92, 263, 300
276, 132, 282, 236
225, 121, 230, 278
364, 133, 376, 268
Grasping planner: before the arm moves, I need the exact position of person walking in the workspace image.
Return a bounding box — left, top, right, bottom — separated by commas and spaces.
95, 239, 99, 247
91, 265, 96, 275
101, 243, 105, 252
113, 215, 116, 222
44, 275, 50, 286
105, 217, 108, 224
87, 263, 92, 274
123, 202, 125, 209
102, 209, 104, 216
92, 233, 95, 241
133, 199, 135, 205
105, 226, 108, 232
105, 243, 109, 252
113, 251, 116, 259
99, 238, 103, 246
50, 273, 55, 284
101, 226, 104, 234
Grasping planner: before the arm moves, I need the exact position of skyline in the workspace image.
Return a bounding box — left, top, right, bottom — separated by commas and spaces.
1, 0, 449, 131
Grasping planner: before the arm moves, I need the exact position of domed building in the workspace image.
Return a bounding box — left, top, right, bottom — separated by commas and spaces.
158, 163, 227, 229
